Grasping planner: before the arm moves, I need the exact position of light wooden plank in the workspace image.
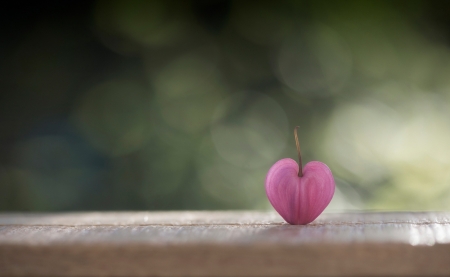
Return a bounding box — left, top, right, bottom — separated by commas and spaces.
1, 211, 450, 276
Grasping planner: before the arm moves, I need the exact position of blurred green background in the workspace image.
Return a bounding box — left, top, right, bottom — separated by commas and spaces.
1, 0, 450, 211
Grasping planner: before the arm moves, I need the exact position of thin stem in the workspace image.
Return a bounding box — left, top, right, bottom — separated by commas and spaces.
294, 126, 303, 177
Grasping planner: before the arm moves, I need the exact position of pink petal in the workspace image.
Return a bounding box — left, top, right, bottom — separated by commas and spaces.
265, 158, 335, 225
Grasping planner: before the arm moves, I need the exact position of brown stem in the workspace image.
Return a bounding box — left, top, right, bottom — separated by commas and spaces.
294, 126, 303, 177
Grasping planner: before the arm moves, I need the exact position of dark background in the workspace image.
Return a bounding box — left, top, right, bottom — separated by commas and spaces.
2, 0, 450, 211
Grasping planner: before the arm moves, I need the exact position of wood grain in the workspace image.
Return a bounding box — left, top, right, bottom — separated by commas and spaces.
1, 211, 450, 276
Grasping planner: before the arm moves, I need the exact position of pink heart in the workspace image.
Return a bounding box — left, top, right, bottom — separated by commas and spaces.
265, 158, 335, 225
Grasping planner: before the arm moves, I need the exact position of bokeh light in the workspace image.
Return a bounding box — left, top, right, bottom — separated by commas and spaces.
3, 0, 450, 212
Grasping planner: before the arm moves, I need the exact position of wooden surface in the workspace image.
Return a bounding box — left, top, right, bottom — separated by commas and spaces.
1, 211, 450, 276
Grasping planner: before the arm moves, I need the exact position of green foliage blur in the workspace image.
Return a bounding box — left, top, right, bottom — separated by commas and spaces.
1, 0, 450, 211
